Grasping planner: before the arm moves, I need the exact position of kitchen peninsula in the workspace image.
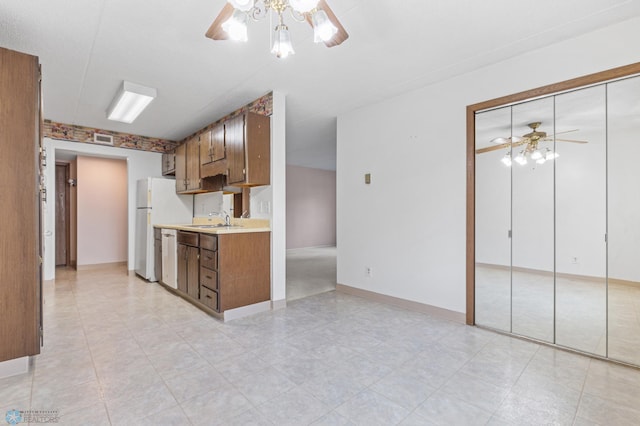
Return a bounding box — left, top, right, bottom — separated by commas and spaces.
155, 218, 270, 321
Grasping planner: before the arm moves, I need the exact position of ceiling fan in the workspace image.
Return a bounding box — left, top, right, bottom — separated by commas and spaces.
205, 0, 349, 58
476, 122, 588, 166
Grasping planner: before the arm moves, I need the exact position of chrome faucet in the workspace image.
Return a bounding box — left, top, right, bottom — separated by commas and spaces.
208, 210, 230, 225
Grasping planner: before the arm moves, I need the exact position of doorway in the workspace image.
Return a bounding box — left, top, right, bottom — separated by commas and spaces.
55, 163, 70, 266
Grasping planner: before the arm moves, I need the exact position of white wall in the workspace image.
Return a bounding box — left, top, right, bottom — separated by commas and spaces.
286, 165, 336, 249
337, 17, 640, 314
43, 138, 161, 280
76, 156, 128, 266
270, 91, 287, 304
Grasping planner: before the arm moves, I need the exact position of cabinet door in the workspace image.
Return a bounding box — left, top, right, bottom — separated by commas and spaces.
187, 245, 200, 299
187, 137, 201, 190
244, 113, 270, 185
177, 243, 188, 294
175, 144, 187, 193
226, 115, 246, 184
154, 237, 162, 283
212, 123, 225, 162
199, 130, 213, 165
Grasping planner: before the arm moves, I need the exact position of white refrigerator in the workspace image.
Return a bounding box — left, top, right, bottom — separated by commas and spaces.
135, 178, 192, 281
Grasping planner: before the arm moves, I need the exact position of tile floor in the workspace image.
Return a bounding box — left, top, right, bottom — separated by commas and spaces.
286, 246, 336, 301
476, 264, 640, 365
2, 266, 640, 425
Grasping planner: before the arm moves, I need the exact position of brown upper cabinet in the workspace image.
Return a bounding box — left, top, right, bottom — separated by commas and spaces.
186, 136, 201, 191
176, 136, 204, 193
175, 143, 187, 193
200, 125, 226, 166
226, 112, 270, 187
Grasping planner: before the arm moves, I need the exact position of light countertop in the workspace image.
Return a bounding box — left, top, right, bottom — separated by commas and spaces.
155, 218, 270, 235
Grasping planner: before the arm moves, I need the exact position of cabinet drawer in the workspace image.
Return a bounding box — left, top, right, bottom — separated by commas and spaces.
200, 286, 218, 311
200, 267, 218, 290
200, 248, 217, 270
177, 231, 199, 246
200, 234, 217, 251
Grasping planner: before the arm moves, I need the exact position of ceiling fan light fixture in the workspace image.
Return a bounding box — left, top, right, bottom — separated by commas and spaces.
311, 9, 337, 42
289, 0, 319, 13
491, 137, 508, 144
106, 81, 156, 124
228, 0, 254, 12
501, 152, 512, 167
222, 9, 249, 41
545, 148, 559, 161
530, 149, 543, 160
515, 151, 527, 165
271, 24, 295, 58
536, 157, 547, 165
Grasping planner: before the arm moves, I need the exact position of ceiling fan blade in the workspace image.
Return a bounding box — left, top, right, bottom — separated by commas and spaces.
542, 137, 589, 144
205, 3, 235, 40
306, 0, 349, 47
551, 128, 579, 136
476, 143, 510, 154
476, 138, 528, 154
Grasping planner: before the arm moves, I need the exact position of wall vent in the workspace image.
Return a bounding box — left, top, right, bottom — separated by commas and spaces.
93, 133, 114, 146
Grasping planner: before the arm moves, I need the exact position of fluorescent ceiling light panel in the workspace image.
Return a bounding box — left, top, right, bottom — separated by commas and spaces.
107, 81, 157, 123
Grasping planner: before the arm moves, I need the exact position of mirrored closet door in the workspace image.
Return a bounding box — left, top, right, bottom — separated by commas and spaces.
472, 70, 640, 366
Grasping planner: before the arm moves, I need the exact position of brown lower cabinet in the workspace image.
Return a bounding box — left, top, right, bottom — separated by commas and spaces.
177, 231, 199, 299
175, 231, 270, 315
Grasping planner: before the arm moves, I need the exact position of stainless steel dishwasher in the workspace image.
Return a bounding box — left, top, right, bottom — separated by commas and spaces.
161, 229, 178, 289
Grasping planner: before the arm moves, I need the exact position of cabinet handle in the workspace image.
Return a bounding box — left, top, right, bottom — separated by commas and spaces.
205, 295, 212, 299
206, 275, 212, 279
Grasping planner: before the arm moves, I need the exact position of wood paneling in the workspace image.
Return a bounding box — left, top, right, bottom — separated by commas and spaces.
0, 47, 42, 362
466, 61, 640, 326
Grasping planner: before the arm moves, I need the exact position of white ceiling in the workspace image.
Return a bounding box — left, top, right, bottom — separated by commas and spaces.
2, 0, 640, 170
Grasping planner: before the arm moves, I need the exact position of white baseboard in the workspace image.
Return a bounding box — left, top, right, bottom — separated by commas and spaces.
271, 299, 287, 310
223, 301, 271, 322
0, 356, 29, 379
336, 284, 465, 324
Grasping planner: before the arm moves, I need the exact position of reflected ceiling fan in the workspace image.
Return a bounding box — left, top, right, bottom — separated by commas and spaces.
476, 122, 588, 166
205, 0, 349, 58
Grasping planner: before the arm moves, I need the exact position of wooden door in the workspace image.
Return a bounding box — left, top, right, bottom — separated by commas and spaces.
55, 163, 70, 266
0, 47, 41, 362
187, 137, 201, 190
177, 243, 188, 294
227, 114, 245, 184
175, 143, 186, 192
187, 245, 200, 299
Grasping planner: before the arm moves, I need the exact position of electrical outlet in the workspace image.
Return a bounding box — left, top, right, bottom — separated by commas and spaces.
365, 267, 372, 278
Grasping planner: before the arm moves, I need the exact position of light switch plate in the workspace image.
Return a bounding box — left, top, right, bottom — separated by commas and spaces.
365, 173, 371, 184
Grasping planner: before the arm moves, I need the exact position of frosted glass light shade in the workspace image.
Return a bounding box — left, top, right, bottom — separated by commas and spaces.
107, 81, 156, 124
271, 24, 295, 58
222, 9, 248, 41
311, 9, 337, 42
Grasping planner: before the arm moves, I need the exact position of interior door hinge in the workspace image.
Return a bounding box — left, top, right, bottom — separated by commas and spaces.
508, 229, 512, 238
